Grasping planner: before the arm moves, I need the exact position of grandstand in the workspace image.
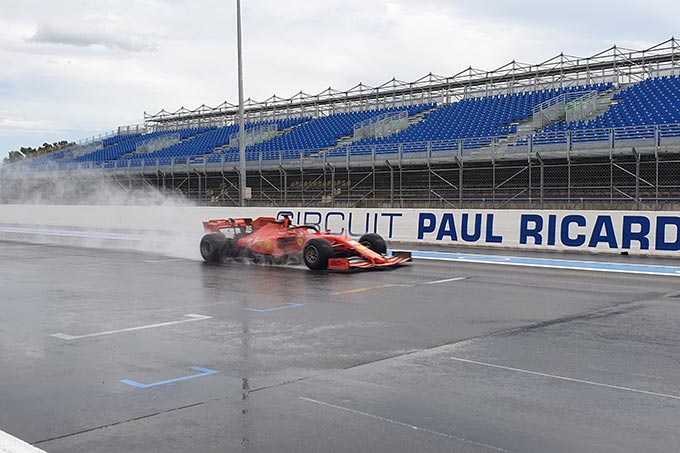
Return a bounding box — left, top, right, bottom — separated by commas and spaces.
3, 38, 680, 210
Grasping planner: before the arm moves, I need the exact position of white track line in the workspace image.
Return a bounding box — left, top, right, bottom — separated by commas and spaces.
0, 430, 46, 453
332, 277, 465, 296
299, 397, 508, 452
143, 258, 188, 264
424, 276, 468, 285
450, 357, 680, 401
0, 226, 140, 241
0, 244, 48, 250
50, 314, 212, 340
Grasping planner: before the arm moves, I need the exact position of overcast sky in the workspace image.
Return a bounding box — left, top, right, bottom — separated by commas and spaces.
0, 0, 676, 161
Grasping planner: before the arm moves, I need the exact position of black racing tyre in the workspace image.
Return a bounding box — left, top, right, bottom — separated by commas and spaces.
358, 233, 387, 254
200, 233, 227, 263
303, 238, 334, 270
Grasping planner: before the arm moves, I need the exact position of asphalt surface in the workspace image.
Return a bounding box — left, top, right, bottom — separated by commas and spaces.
1, 240, 680, 452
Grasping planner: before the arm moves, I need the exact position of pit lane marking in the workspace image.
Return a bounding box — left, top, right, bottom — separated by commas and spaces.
450, 357, 680, 401
50, 314, 212, 340
299, 397, 508, 452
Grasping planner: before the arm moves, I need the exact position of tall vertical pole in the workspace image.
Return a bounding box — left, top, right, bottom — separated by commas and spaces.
237, 0, 246, 206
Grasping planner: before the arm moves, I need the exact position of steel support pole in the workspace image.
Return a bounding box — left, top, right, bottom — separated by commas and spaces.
279, 165, 287, 206
492, 158, 496, 208
195, 169, 202, 204
329, 164, 336, 207
528, 156, 532, 206
300, 163, 305, 206
455, 156, 463, 207
609, 150, 614, 207
237, 0, 247, 206
567, 148, 571, 205
537, 152, 544, 210
655, 139, 659, 211
633, 147, 640, 210
386, 160, 394, 208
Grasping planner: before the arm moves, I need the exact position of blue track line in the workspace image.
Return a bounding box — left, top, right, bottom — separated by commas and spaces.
402, 250, 680, 277
120, 366, 219, 389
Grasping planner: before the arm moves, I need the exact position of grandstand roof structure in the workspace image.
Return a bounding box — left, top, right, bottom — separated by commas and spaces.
145, 38, 680, 131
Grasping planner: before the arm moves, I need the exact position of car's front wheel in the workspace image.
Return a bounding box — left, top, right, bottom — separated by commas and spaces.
303, 238, 334, 270
358, 233, 387, 254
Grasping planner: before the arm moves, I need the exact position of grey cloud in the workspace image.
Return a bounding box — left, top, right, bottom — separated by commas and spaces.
27, 23, 156, 52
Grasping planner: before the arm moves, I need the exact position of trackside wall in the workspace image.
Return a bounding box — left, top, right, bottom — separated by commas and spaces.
0, 205, 679, 257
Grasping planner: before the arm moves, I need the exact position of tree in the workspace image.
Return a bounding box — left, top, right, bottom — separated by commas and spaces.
3, 141, 76, 164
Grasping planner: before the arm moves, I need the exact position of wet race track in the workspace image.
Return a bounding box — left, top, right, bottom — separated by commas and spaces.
2, 240, 680, 452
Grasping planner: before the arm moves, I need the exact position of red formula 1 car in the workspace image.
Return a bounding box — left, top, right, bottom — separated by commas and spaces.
200, 216, 411, 271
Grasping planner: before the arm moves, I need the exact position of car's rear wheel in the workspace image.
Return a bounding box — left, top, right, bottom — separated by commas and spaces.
303, 238, 333, 270
359, 233, 387, 254
200, 233, 228, 263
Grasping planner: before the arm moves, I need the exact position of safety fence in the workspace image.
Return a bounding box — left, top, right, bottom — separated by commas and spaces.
4, 150, 680, 212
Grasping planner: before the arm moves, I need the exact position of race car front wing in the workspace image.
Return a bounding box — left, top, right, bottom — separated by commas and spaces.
327, 251, 412, 271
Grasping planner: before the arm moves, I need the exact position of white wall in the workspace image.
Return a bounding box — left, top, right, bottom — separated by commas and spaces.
1, 205, 679, 256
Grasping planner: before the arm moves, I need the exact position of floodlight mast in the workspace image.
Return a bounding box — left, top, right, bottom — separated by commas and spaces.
236, 0, 246, 206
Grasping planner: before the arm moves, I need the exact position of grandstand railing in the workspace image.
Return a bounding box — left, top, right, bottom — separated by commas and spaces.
7, 122, 680, 174
118, 124, 146, 135
72, 130, 118, 146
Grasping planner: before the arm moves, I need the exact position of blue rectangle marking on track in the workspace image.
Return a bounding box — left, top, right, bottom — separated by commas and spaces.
244, 303, 304, 313
406, 250, 680, 277
120, 366, 219, 389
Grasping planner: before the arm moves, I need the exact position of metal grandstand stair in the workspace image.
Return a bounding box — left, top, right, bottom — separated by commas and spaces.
502, 86, 622, 146
320, 104, 440, 156
212, 118, 313, 154
121, 133, 195, 158
407, 104, 440, 126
